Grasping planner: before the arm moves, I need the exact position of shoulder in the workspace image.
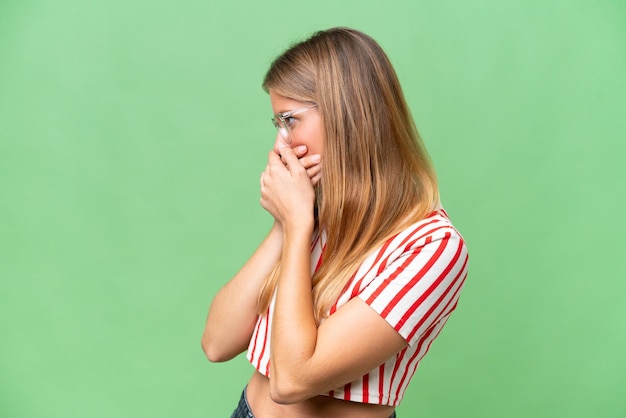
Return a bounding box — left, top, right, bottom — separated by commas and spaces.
362, 209, 468, 293
388, 209, 466, 256
355, 208, 469, 344
349, 209, 467, 293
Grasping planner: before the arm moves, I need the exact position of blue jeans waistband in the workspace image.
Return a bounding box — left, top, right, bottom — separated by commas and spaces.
229, 386, 397, 418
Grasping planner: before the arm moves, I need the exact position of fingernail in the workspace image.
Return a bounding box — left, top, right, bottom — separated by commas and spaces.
312, 154, 321, 163
296, 145, 307, 153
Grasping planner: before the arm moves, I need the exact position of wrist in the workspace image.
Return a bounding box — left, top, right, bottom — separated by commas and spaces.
270, 220, 283, 235
282, 218, 314, 241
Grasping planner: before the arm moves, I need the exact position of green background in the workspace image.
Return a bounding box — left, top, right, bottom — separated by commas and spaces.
1, 0, 625, 417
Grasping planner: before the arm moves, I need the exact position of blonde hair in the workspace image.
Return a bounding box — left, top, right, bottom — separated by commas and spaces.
258, 27, 439, 323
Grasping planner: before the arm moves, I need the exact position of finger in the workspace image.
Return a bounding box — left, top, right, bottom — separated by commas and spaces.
299, 154, 321, 169
278, 145, 307, 159
279, 146, 303, 172
311, 172, 322, 186
268, 150, 283, 168
293, 145, 307, 157
306, 163, 321, 179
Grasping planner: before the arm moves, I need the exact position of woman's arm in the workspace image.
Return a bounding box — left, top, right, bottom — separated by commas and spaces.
201, 221, 283, 362
260, 148, 411, 404
270, 213, 408, 403
202, 145, 321, 362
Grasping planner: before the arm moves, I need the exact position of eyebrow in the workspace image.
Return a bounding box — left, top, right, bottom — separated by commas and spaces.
276, 104, 317, 116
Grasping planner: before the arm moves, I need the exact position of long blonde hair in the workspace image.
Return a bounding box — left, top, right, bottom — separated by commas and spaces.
258, 27, 439, 323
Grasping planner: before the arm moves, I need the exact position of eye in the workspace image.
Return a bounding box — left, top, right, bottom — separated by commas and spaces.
284, 116, 296, 127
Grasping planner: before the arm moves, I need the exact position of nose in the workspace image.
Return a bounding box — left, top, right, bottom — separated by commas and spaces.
273, 132, 290, 154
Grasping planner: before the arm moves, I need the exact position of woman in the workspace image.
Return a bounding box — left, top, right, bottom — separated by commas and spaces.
202, 27, 469, 418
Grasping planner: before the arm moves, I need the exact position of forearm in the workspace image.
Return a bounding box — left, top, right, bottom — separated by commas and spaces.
270, 221, 319, 400
202, 222, 283, 362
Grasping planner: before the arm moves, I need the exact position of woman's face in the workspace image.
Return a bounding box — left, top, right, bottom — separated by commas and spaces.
269, 90, 324, 157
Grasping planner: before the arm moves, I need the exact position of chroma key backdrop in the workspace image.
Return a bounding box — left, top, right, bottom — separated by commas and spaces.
1, 1, 624, 417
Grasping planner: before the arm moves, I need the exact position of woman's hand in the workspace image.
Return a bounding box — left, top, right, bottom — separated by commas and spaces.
299, 150, 322, 187
286, 145, 322, 186
260, 146, 319, 230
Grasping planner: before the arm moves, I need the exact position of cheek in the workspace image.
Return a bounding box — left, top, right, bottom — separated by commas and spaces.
313, 131, 325, 155
292, 131, 323, 156
304, 126, 324, 155
311, 136, 324, 156
290, 119, 324, 155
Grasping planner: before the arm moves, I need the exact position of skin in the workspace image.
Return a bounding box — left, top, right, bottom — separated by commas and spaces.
270, 91, 324, 163
203, 91, 408, 418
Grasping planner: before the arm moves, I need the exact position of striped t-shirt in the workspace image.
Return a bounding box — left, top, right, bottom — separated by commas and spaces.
246, 209, 469, 406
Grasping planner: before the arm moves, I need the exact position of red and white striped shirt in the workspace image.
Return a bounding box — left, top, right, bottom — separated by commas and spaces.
246, 209, 469, 406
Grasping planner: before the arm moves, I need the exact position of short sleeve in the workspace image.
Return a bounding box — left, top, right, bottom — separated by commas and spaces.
357, 225, 468, 346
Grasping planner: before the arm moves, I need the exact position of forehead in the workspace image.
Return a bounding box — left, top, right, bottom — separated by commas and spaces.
269, 90, 309, 114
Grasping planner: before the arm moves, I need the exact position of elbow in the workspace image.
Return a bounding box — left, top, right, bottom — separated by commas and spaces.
269, 386, 300, 405
203, 347, 229, 363
201, 337, 234, 363
269, 376, 309, 405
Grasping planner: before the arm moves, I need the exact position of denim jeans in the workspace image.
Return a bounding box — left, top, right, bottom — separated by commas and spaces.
230, 387, 255, 418
230, 387, 397, 418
